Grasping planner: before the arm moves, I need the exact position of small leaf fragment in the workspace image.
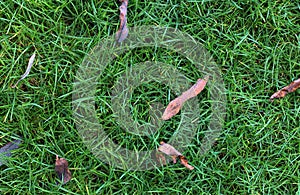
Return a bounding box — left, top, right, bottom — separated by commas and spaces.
158, 141, 182, 157
162, 76, 209, 120
55, 155, 72, 184
155, 152, 166, 165
116, 0, 129, 42
270, 78, 300, 101
179, 155, 194, 170
0, 139, 22, 166
157, 141, 194, 170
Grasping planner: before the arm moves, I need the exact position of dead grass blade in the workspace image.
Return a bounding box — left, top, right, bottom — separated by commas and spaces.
11, 52, 36, 88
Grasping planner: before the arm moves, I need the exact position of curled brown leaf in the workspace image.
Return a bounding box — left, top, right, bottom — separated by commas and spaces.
55, 155, 72, 184
162, 76, 209, 120
157, 141, 194, 170
116, 0, 129, 43
270, 78, 300, 101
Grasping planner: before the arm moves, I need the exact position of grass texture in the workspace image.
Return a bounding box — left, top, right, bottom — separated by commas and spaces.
0, 0, 299, 194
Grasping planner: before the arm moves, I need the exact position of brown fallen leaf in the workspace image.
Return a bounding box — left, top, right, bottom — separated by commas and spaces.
270, 78, 300, 101
0, 138, 22, 166
55, 155, 72, 184
115, 0, 129, 42
179, 155, 194, 171
162, 76, 209, 120
155, 152, 166, 165
157, 141, 194, 170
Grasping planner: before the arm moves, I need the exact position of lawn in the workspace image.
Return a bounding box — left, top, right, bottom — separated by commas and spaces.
0, 0, 299, 194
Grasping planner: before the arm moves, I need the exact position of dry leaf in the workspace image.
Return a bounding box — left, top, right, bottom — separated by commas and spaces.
179, 155, 194, 170
157, 141, 194, 170
158, 141, 182, 157
162, 76, 209, 120
270, 78, 300, 101
11, 52, 36, 88
158, 141, 181, 163
55, 155, 72, 184
155, 152, 166, 165
116, 0, 129, 42
0, 139, 22, 166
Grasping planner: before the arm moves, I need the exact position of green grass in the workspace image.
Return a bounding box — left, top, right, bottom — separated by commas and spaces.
0, 0, 299, 194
